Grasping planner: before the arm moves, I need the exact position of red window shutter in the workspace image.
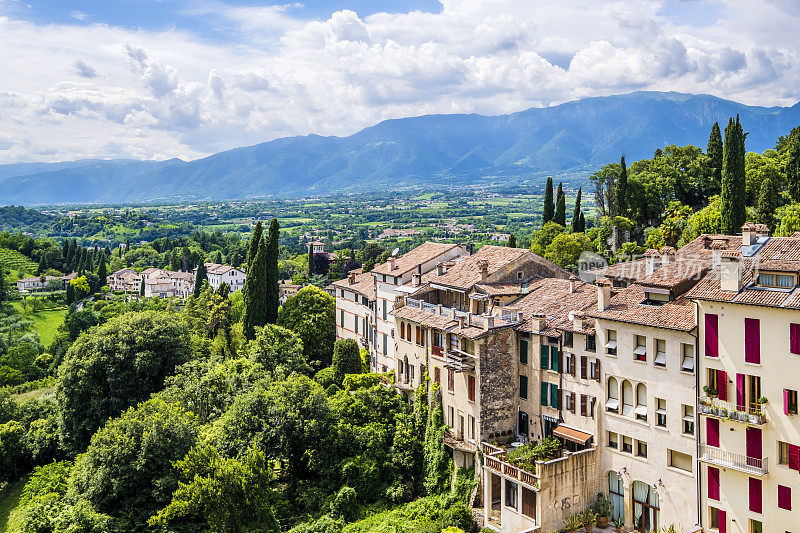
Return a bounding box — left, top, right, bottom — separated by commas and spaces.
717, 370, 728, 401
718, 510, 726, 533
749, 477, 762, 513
778, 484, 792, 510
746, 427, 762, 460
736, 373, 746, 410
467, 375, 475, 402
744, 318, 760, 364
705, 314, 719, 357
708, 466, 720, 500
788, 444, 800, 471
706, 418, 719, 447
791, 323, 800, 354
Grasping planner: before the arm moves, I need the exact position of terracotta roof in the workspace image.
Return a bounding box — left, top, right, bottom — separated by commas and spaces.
371, 242, 462, 276
511, 278, 598, 335
392, 304, 515, 340
474, 282, 528, 296
589, 284, 697, 332
332, 269, 376, 300
638, 261, 708, 289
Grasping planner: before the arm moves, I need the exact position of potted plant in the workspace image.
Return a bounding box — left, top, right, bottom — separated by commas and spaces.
614, 517, 624, 532
594, 494, 611, 527
580, 509, 597, 532
563, 513, 582, 533
757, 396, 768, 405
702, 385, 717, 398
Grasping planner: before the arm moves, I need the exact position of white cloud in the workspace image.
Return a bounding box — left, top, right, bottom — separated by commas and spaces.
0, 0, 799, 164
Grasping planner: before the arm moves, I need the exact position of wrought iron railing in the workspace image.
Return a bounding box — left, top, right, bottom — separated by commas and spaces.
699, 444, 768, 475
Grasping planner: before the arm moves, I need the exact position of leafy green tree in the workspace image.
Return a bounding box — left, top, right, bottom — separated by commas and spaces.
277, 286, 336, 368
69, 399, 200, 526
0, 267, 6, 304
571, 187, 582, 233
506, 234, 517, 248
745, 150, 784, 206
542, 177, 555, 224
589, 163, 619, 217
69, 276, 90, 300
530, 221, 565, 256
778, 126, 800, 201
37, 253, 47, 275
96, 257, 107, 287
216, 281, 231, 299
423, 388, 449, 494
756, 175, 777, 229
332, 338, 363, 383
777, 203, 800, 236
247, 221, 263, 272
679, 196, 722, 245
265, 218, 280, 324
247, 324, 311, 376
0, 420, 27, 482
707, 121, 723, 192
243, 238, 267, 340
57, 310, 191, 455
149, 445, 279, 532
194, 262, 209, 298
544, 232, 593, 269
554, 182, 566, 226
721, 116, 747, 234
65, 282, 75, 305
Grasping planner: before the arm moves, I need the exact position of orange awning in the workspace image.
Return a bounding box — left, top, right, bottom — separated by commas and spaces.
552, 425, 593, 445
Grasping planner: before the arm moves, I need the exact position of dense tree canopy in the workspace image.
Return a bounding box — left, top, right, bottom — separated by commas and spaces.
277, 286, 336, 369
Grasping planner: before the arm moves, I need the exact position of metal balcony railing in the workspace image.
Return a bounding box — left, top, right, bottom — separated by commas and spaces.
699, 444, 769, 476
698, 397, 767, 426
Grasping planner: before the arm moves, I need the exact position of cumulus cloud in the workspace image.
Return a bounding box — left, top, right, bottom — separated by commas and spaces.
0, 0, 799, 164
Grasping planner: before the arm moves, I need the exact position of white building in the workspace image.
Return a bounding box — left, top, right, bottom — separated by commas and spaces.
195, 263, 246, 292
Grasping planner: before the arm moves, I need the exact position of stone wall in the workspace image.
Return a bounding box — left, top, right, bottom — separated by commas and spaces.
478, 328, 517, 439
538, 447, 600, 533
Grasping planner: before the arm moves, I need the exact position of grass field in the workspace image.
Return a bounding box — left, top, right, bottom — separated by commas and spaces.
0, 249, 36, 276
10, 303, 67, 346
0, 475, 27, 533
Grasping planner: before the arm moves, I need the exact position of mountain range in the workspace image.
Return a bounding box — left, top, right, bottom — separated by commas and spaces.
1, 91, 798, 205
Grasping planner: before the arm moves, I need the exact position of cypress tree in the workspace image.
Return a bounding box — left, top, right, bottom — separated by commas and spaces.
193, 262, 208, 298
615, 155, 628, 216
506, 234, 517, 248
307, 244, 315, 276
125, 239, 130, 252
554, 182, 566, 226
781, 127, 800, 201
97, 257, 107, 287
139, 278, 145, 297
66, 282, 75, 305
756, 176, 777, 229
721, 116, 747, 234
243, 239, 268, 340
246, 221, 263, 272
37, 253, 47, 275
571, 187, 583, 232
265, 218, 280, 324
62, 240, 69, 260
542, 177, 555, 224
0, 267, 6, 304
707, 122, 723, 191
578, 211, 586, 233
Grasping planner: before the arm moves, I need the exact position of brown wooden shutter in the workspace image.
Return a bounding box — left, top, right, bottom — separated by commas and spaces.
571, 355, 577, 376
468, 375, 476, 402
571, 393, 577, 414
557, 388, 563, 410
590, 396, 597, 419
434, 367, 441, 385
522, 487, 536, 518
580, 394, 587, 416
558, 350, 564, 374
595, 359, 601, 382
581, 356, 588, 379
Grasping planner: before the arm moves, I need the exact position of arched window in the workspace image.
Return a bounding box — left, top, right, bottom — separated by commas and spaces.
621, 380, 634, 416
400, 322, 405, 340
606, 377, 619, 413
635, 384, 648, 421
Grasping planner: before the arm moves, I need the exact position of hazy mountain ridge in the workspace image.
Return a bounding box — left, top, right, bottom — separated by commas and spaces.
2, 91, 798, 205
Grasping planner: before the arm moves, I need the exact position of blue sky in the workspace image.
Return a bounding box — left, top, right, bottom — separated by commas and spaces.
0, 0, 797, 163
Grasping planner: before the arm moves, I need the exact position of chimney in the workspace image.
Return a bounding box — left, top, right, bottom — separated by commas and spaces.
458, 315, 466, 329
532, 312, 547, 332
710, 240, 726, 268
388, 257, 396, 271
644, 249, 661, 275
477, 259, 489, 280
451, 307, 458, 319
720, 250, 742, 292
597, 279, 612, 311
348, 271, 356, 284
755, 224, 770, 238
572, 311, 585, 331
411, 273, 421, 287
569, 275, 578, 294
436, 262, 445, 276
741, 222, 757, 246
484, 315, 495, 331
660, 246, 676, 265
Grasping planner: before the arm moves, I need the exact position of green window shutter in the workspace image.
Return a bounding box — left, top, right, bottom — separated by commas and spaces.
520, 340, 528, 365
540, 381, 548, 405
550, 383, 558, 408
520, 375, 528, 399
540, 345, 549, 370
550, 346, 559, 372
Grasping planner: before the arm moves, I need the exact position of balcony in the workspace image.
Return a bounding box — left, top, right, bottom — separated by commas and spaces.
699, 444, 769, 476
698, 397, 767, 426
444, 347, 476, 372
482, 443, 539, 489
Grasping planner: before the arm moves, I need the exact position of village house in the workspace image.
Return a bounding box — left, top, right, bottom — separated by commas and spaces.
106, 268, 141, 293
195, 263, 246, 292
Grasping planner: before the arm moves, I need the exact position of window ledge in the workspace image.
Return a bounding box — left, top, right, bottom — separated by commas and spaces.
654, 426, 669, 432
679, 370, 696, 376
653, 364, 667, 370
633, 359, 647, 365
666, 465, 694, 477
743, 362, 762, 367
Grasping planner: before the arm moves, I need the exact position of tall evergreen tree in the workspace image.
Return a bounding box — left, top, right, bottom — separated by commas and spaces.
506, 234, 517, 248
139, 278, 145, 297
243, 239, 268, 340
781, 126, 800, 201
307, 245, 315, 276
66, 282, 75, 305
756, 175, 777, 229
707, 121, 723, 191
578, 211, 586, 233
246, 221, 263, 272
721, 116, 747, 234
571, 187, 583, 232
193, 262, 208, 298
615, 155, 628, 216
423, 387, 449, 494
97, 257, 107, 287
554, 182, 566, 226
542, 177, 555, 224
265, 218, 280, 324
37, 253, 47, 275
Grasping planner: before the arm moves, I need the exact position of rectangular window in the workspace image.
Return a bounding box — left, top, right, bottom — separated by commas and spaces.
520, 375, 528, 400
669, 449, 692, 472
586, 334, 596, 352
705, 313, 719, 357
709, 507, 720, 529
778, 484, 792, 510
683, 405, 695, 436
340, 309, 345, 326
382, 333, 387, 355
505, 479, 517, 509
605, 329, 617, 355
564, 352, 573, 375
634, 335, 647, 361
749, 478, 762, 514
564, 331, 573, 347
521, 487, 535, 518
708, 466, 720, 500
448, 406, 454, 427
681, 343, 695, 372
654, 338, 666, 367
749, 519, 762, 533
467, 375, 476, 402
636, 440, 648, 458
622, 436, 633, 454
656, 398, 667, 427
786, 388, 799, 415
520, 339, 528, 365
540, 382, 548, 406
447, 368, 454, 392
550, 383, 558, 408
468, 415, 475, 441
607, 431, 618, 449
779, 441, 790, 465
581, 356, 588, 379
791, 323, 800, 355
354, 315, 358, 334
540, 345, 549, 370
744, 318, 761, 364
383, 300, 387, 321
